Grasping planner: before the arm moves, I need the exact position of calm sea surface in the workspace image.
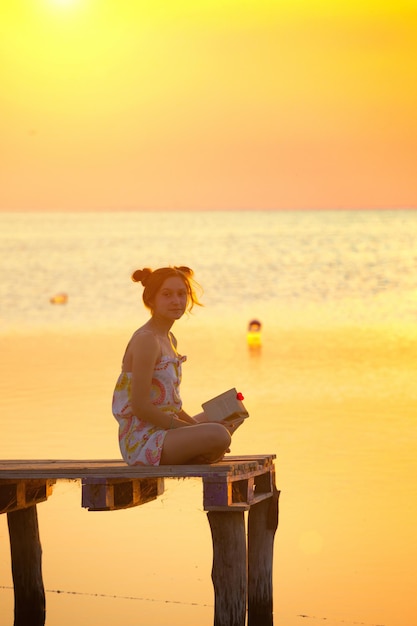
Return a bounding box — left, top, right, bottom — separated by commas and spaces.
1, 210, 417, 626
1, 209, 417, 332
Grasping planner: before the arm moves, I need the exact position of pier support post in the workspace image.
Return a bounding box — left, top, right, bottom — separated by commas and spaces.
207, 511, 247, 626
247, 488, 280, 626
7, 505, 46, 626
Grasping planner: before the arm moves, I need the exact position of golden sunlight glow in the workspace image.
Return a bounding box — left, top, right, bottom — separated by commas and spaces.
1, 0, 416, 210
47, 0, 80, 7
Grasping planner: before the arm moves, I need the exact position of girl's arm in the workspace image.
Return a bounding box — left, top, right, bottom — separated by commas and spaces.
177, 408, 198, 425
129, 332, 190, 429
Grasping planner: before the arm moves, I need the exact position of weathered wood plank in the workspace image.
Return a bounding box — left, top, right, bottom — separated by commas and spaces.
0, 480, 55, 514
208, 511, 247, 626
202, 458, 275, 510
203, 470, 274, 511
7, 505, 45, 626
82, 477, 165, 511
0, 457, 276, 514
247, 487, 280, 626
0, 455, 276, 480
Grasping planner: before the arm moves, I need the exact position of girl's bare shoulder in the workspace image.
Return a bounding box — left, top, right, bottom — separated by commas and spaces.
129, 328, 159, 351
122, 329, 160, 370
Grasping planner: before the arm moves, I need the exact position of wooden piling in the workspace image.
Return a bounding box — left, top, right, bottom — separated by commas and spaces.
7, 505, 46, 626
247, 487, 280, 626
208, 510, 247, 626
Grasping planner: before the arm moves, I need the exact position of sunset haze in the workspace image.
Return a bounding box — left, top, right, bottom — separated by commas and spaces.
1, 0, 416, 211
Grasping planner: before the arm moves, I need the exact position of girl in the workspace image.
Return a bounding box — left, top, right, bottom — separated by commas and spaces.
112, 266, 232, 465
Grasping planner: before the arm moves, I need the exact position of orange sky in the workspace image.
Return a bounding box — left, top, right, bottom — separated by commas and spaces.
1, 0, 416, 211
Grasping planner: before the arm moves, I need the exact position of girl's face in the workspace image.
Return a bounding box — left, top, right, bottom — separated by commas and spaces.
152, 276, 188, 320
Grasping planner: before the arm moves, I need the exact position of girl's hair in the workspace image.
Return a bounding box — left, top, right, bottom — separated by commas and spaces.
131, 266, 203, 313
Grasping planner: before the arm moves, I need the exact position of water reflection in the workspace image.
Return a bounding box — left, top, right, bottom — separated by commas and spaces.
1, 321, 417, 626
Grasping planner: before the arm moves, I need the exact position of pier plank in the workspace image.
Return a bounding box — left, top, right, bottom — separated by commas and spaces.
0, 455, 275, 480
0, 480, 55, 515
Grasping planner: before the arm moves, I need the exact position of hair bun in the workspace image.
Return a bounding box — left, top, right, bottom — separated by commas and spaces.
131, 268, 152, 286
174, 266, 193, 277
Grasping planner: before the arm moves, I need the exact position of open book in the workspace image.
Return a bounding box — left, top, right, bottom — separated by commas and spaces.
202, 388, 249, 427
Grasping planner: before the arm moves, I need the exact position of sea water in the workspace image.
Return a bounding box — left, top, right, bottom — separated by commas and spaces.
0, 209, 416, 626
1, 209, 417, 332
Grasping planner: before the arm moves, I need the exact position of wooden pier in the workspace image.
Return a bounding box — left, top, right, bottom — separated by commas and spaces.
0, 454, 279, 626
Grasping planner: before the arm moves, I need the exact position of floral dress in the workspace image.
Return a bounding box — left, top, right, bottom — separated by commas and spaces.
112, 335, 187, 466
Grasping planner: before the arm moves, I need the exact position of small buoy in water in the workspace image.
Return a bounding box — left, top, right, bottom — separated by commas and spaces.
49, 292, 68, 305
247, 319, 262, 348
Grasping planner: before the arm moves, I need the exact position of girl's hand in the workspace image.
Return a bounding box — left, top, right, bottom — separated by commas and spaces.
223, 417, 245, 435
170, 415, 196, 429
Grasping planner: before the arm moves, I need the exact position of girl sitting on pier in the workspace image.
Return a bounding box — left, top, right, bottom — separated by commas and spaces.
112, 266, 233, 466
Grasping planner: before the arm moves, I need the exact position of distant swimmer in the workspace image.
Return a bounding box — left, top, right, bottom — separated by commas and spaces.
247, 319, 262, 349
